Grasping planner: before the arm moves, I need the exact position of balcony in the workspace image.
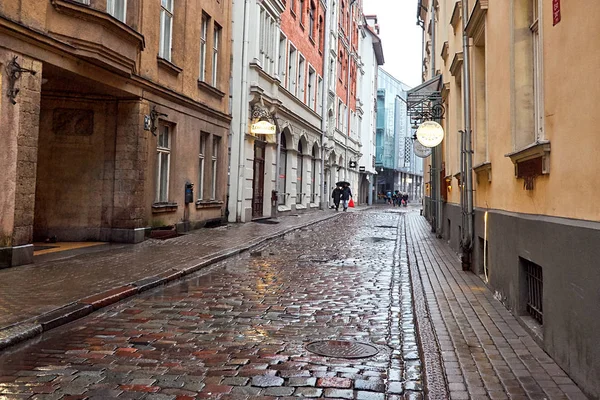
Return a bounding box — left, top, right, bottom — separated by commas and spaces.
48, 0, 145, 76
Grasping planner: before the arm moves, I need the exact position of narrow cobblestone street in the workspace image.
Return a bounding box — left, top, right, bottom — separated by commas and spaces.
0, 209, 588, 399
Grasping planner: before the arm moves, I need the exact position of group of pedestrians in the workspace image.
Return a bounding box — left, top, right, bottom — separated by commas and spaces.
331, 184, 352, 212
381, 190, 409, 207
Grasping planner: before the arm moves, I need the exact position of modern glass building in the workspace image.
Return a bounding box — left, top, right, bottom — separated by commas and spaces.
375, 68, 424, 200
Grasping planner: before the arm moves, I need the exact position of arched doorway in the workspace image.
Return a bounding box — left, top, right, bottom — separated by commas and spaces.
251, 138, 266, 218
279, 132, 287, 205
296, 140, 304, 204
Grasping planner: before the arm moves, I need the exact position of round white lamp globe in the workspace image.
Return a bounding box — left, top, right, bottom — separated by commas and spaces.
416, 121, 444, 148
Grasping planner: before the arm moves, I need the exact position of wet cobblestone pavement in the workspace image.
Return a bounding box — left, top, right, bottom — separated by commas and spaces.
0, 210, 421, 399
0, 209, 589, 399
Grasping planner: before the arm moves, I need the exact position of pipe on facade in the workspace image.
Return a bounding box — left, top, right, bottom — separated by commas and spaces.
319, 0, 332, 210
233, 0, 252, 222
430, 2, 443, 236
461, 0, 474, 267
344, 0, 357, 183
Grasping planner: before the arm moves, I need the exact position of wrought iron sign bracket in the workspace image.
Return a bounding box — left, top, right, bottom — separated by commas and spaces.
6, 56, 37, 105
149, 105, 168, 136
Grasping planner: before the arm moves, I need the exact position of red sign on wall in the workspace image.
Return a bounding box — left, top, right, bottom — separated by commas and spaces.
553, 0, 561, 26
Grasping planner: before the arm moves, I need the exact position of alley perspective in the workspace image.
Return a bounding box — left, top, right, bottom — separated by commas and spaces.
1, 0, 599, 399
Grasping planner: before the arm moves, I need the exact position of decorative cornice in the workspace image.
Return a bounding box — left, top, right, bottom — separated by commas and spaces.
465, 0, 488, 39
449, 52, 463, 77
441, 41, 449, 60
473, 161, 492, 182
450, 1, 462, 30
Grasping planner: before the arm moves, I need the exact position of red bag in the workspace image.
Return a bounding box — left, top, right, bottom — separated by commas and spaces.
348, 198, 355, 208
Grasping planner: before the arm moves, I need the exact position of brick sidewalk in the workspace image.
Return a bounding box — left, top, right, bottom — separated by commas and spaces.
404, 212, 587, 400
0, 210, 346, 350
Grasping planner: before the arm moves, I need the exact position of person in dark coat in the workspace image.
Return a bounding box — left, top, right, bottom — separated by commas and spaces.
341, 185, 353, 211
402, 193, 409, 206
331, 186, 342, 211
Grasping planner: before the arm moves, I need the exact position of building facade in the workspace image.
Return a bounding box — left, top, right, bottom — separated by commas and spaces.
376, 68, 423, 201
419, 0, 600, 396
356, 15, 384, 205
229, 0, 367, 222
0, 0, 232, 267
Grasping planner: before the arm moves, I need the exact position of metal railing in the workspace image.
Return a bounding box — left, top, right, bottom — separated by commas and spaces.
524, 259, 544, 324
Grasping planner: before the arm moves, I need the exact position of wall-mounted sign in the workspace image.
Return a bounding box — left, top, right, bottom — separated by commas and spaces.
349, 160, 357, 169
552, 0, 561, 26
250, 120, 276, 135
359, 166, 366, 172
414, 140, 433, 158
416, 121, 444, 148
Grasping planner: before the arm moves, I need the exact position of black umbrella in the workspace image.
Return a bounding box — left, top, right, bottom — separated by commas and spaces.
336, 181, 350, 187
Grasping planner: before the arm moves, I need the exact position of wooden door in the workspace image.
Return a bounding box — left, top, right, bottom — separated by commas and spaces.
252, 141, 266, 218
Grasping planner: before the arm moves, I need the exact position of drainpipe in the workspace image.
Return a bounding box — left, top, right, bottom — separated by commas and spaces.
233, 0, 251, 222
461, 0, 474, 268
319, 0, 332, 210
429, 2, 442, 235
345, 0, 357, 183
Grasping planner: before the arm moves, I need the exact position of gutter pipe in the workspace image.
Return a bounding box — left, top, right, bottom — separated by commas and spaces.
319, 0, 332, 210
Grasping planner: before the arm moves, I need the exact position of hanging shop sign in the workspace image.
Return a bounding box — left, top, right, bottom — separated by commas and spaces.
414, 140, 433, 158
416, 121, 444, 148
250, 120, 276, 135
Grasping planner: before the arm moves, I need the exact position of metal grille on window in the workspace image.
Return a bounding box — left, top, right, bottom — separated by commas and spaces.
524, 259, 543, 324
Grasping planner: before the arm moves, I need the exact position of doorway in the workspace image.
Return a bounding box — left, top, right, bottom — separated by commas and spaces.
252, 140, 266, 218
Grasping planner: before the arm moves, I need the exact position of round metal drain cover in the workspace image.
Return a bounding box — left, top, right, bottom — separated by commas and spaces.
306, 340, 378, 359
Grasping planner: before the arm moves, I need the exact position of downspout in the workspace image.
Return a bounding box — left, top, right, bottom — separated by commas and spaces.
320, 0, 332, 210
345, 0, 357, 182
461, 0, 474, 268
234, 0, 251, 222
430, 2, 442, 235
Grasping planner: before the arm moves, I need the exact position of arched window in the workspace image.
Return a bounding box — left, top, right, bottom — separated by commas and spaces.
296, 141, 304, 204
309, 2, 316, 40
311, 144, 318, 203
279, 133, 287, 205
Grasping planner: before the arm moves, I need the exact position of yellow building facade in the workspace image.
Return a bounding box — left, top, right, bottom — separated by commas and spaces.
419, 0, 600, 396
0, 0, 232, 267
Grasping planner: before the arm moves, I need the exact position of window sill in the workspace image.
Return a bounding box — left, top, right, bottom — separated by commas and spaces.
309, 36, 315, 46
195, 200, 224, 209
197, 80, 225, 98
505, 140, 551, 174
157, 57, 182, 75
300, 22, 305, 31
152, 202, 178, 213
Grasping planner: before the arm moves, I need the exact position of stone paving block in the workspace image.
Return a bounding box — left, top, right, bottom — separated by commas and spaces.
323, 388, 354, 398
288, 377, 317, 387
263, 386, 296, 396
355, 391, 385, 400
293, 387, 323, 397
251, 376, 284, 387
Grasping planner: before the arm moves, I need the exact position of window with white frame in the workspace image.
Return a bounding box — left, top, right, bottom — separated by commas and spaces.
198, 133, 207, 200
309, 1, 316, 39
259, 7, 276, 76
288, 45, 297, 94
317, 76, 323, 114
308, 67, 316, 110
107, 0, 126, 22
299, 0, 305, 26
156, 125, 171, 203
212, 24, 221, 87
199, 14, 208, 81
159, 0, 174, 61
337, 99, 343, 129
211, 136, 220, 199
279, 33, 287, 85
298, 54, 305, 100
531, 0, 543, 139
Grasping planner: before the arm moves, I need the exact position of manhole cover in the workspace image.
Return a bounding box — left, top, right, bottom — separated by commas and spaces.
362, 237, 395, 243
305, 340, 379, 359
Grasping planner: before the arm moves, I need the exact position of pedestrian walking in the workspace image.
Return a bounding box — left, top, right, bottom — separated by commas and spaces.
331, 186, 342, 211
402, 193, 409, 207
341, 184, 353, 211
386, 190, 392, 205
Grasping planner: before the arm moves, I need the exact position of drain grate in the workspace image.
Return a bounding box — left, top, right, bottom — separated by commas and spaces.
305, 340, 378, 359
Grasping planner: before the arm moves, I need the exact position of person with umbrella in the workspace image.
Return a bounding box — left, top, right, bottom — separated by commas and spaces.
337, 181, 352, 211
331, 185, 342, 211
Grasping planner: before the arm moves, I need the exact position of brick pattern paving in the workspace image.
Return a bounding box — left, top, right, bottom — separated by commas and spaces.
0, 211, 337, 329
404, 212, 588, 400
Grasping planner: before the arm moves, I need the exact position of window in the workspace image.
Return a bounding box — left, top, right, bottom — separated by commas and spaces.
199, 14, 208, 81
288, 45, 297, 94
290, 0, 296, 15
159, 0, 174, 61
299, 0, 305, 25
107, 0, 126, 22
75, 0, 90, 4
338, 51, 343, 82
317, 76, 323, 114
198, 133, 207, 200
279, 34, 287, 85
212, 24, 221, 87
337, 99, 343, 129
156, 125, 171, 202
298, 55, 305, 100
531, 0, 543, 140
279, 133, 287, 205
297, 141, 304, 204
259, 8, 276, 76
318, 16, 324, 51
309, 2, 316, 39
211, 136, 220, 199
308, 67, 316, 110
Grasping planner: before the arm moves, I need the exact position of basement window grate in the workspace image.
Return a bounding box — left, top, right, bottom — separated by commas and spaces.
524, 259, 543, 324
